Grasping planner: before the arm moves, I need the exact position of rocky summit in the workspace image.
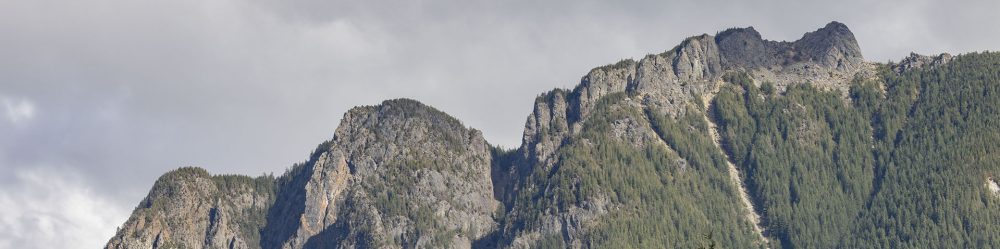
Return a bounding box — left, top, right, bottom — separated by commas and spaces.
108, 21, 1000, 248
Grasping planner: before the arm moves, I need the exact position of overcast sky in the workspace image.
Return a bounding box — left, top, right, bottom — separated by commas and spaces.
1, 0, 998, 248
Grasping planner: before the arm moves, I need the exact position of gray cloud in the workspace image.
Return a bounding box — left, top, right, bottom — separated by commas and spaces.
1, 96, 35, 125
0, 167, 126, 249
1, 0, 998, 247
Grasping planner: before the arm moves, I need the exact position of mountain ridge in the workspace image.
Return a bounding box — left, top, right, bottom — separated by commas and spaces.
107, 21, 1000, 249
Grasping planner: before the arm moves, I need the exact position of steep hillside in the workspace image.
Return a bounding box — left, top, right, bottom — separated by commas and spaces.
106, 167, 275, 249
261, 99, 500, 249
107, 22, 1000, 249
108, 99, 500, 249
497, 21, 869, 248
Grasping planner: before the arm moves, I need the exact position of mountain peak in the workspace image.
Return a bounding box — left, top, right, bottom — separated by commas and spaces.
664, 21, 865, 76
714, 25, 773, 69
336, 98, 470, 145
113, 20, 970, 249
343, 98, 458, 124
715, 26, 761, 41
794, 21, 864, 69
823, 21, 850, 32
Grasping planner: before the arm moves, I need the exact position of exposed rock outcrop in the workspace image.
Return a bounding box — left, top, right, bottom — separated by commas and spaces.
518, 21, 871, 193
502, 21, 874, 248
106, 168, 274, 249
893, 52, 954, 73
108, 21, 897, 249
265, 99, 501, 249
109, 100, 500, 249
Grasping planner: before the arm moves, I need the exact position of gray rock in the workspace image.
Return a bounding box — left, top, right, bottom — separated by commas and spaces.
106, 168, 273, 249
793, 21, 865, 71
893, 52, 954, 73
518, 21, 871, 182
271, 99, 501, 249
503, 21, 874, 247
108, 21, 885, 249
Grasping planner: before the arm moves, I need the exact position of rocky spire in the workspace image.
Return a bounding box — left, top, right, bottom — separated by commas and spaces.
715, 26, 780, 69
793, 21, 864, 70
263, 98, 500, 248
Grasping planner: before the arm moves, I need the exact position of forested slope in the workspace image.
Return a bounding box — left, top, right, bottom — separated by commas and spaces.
106, 22, 1000, 249
714, 52, 1000, 248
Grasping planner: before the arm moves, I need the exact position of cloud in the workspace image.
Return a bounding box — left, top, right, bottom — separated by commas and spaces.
2, 96, 35, 125
0, 167, 129, 249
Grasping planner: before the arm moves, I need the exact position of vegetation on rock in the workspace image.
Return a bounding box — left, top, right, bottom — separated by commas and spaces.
107, 22, 1000, 249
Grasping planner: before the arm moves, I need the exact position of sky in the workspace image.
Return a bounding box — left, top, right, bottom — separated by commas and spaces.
1, 0, 998, 248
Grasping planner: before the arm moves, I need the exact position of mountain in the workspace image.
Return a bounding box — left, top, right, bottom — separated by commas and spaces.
106, 22, 1000, 248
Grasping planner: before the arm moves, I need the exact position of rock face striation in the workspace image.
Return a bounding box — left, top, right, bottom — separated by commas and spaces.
503, 22, 873, 248
109, 100, 500, 249
107, 22, 914, 249
518, 21, 869, 194
263, 99, 500, 249
260, 99, 500, 249
106, 168, 275, 249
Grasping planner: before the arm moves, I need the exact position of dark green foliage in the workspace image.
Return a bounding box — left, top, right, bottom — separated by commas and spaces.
714, 53, 1000, 248
157, 241, 189, 249
534, 234, 566, 249
212, 174, 276, 247
504, 92, 762, 248
139, 166, 277, 249
846, 52, 1000, 248
490, 145, 523, 209
715, 72, 876, 248
698, 232, 718, 249
128, 53, 1000, 249
593, 59, 637, 72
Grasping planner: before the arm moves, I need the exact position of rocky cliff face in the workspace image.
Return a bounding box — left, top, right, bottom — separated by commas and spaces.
893, 52, 954, 73
517, 21, 871, 199
108, 99, 500, 249
263, 99, 499, 249
106, 168, 274, 249
108, 21, 896, 249
474, 21, 874, 248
